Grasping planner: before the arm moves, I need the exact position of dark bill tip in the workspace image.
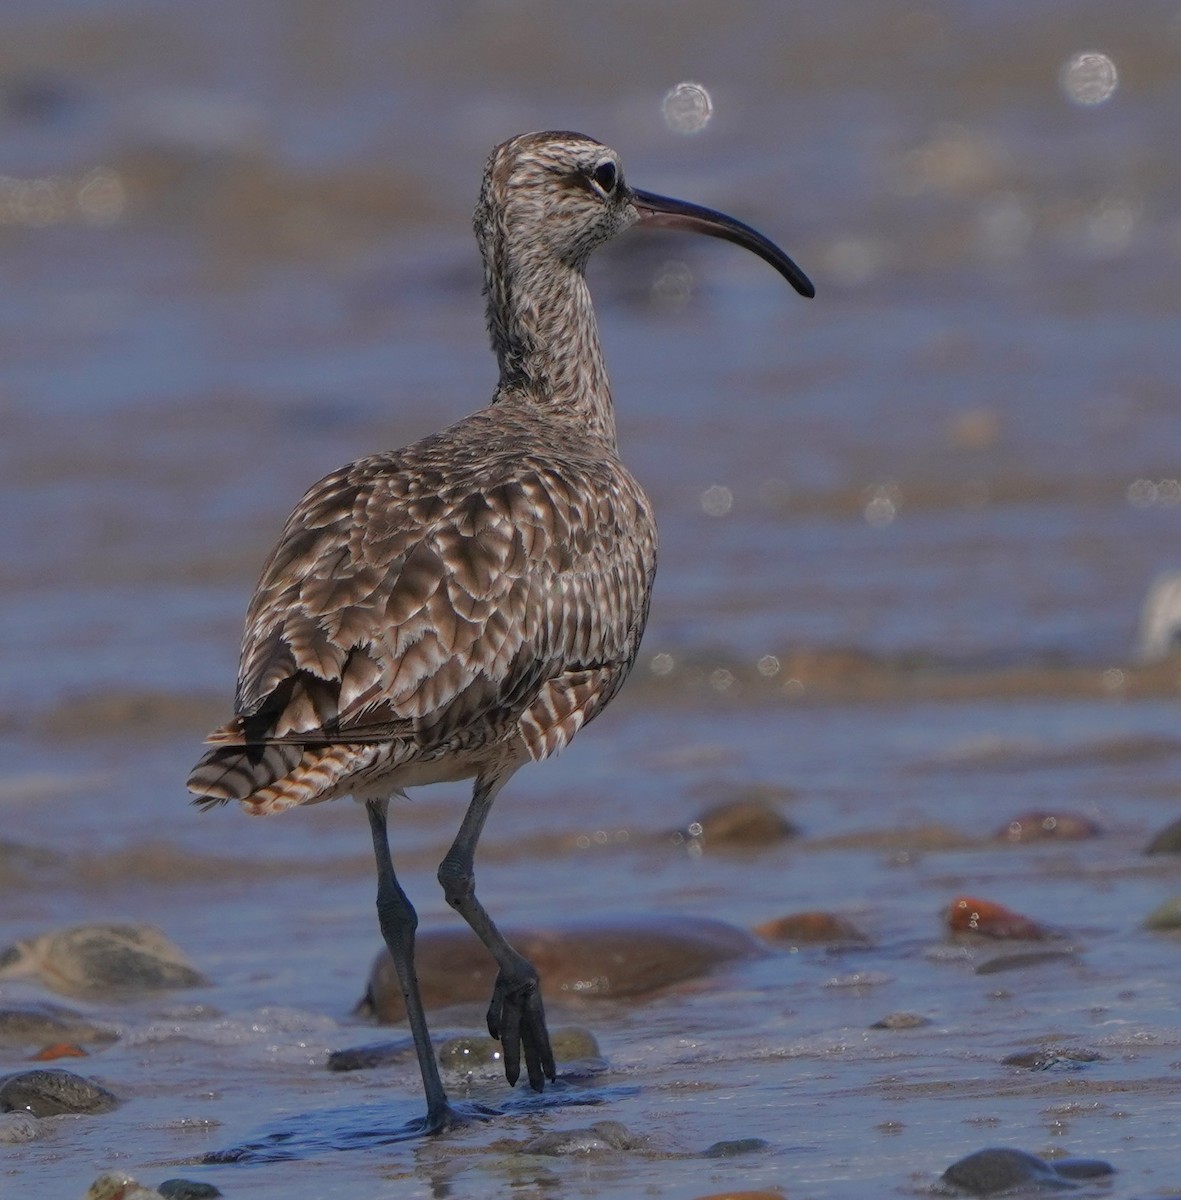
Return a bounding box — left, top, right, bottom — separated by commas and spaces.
631, 188, 815, 299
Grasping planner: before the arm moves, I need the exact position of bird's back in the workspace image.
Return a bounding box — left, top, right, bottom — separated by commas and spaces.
188, 398, 657, 814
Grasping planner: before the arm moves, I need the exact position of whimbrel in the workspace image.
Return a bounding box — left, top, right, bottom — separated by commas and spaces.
188, 131, 813, 1134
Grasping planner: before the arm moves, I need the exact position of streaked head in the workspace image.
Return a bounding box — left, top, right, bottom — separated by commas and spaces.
475, 130, 814, 298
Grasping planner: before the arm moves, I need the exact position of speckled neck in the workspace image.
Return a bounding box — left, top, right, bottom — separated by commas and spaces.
476, 191, 617, 448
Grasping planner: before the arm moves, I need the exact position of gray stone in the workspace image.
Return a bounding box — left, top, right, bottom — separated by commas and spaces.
942, 1147, 1113, 1195
85, 1173, 161, 1200
0, 1001, 116, 1047
522, 1120, 639, 1156
0, 1112, 41, 1143
326, 1038, 416, 1072
703, 1137, 770, 1157
158, 1180, 223, 1199
0, 923, 206, 997
0, 1068, 120, 1116
870, 1011, 931, 1030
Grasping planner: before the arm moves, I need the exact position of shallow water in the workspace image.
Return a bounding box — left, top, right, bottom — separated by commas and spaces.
3, 2, 1181, 1197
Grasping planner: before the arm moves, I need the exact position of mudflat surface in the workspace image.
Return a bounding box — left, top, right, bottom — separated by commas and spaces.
2, 3, 1180, 1197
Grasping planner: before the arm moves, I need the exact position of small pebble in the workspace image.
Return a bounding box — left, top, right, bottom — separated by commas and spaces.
439, 1025, 601, 1077
522, 1120, 639, 1156
1002, 1048, 1102, 1070
0, 1112, 41, 1144
547, 1025, 601, 1060
85, 1172, 161, 1199
702, 1137, 770, 1158
947, 406, 1002, 452
0, 837, 62, 867
870, 1011, 931, 1030
1142, 895, 1181, 931
942, 1146, 1113, 1195
946, 896, 1050, 940
688, 1192, 788, 1200
995, 811, 1101, 843
0, 924, 206, 997
29, 1041, 88, 1061
680, 798, 798, 848
755, 910, 868, 947
158, 1180, 223, 1199
326, 1038, 416, 1072
0, 1068, 120, 1116
438, 1034, 501, 1073
0, 1002, 116, 1048
1051, 1158, 1120, 1180
1144, 815, 1181, 855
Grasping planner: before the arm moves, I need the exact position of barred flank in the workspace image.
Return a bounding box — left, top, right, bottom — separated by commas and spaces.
186, 742, 377, 816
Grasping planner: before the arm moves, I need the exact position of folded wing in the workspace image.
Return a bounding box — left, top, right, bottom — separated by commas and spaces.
188, 432, 656, 809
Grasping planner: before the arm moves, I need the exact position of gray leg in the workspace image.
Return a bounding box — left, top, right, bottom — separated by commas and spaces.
366, 798, 457, 1133
436, 773, 556, 1092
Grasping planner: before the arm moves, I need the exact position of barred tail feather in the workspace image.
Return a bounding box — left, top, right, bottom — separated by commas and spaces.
186, 742, 379, 816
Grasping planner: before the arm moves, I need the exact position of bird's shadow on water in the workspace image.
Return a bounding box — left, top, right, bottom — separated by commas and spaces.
202, 1080, 639, 1164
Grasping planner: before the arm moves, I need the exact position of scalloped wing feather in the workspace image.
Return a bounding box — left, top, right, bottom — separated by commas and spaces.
190, 410, 657, 810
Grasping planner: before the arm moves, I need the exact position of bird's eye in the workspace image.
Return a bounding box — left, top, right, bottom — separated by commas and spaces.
591, 160, 617, 194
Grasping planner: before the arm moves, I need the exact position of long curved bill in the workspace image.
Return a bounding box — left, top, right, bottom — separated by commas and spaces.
631, 188, 815, 299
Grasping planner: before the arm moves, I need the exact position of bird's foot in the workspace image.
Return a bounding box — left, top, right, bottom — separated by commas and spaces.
486, 970, 556, 1092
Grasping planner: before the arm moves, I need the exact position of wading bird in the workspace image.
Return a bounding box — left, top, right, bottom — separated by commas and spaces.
188, 131, 813, 1134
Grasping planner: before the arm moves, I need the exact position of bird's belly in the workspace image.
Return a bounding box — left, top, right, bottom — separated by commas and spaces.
349, 738, 527, 801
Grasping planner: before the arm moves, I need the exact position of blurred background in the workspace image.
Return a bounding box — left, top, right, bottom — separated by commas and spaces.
2, 3, 1181, 1194
3, 0, 1180, 725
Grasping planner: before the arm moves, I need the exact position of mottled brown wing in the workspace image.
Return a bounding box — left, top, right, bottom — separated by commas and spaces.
513, 466, 657, 760
227, 442, 656, 760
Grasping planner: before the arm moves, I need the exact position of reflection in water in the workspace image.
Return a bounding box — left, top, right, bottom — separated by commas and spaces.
699, 483, 733, 516
661, 81, 714, 134
649, 259, 693, 310
861, 483, 900, 527
1059, 51, 1119, 106
0, 168, 126, 226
